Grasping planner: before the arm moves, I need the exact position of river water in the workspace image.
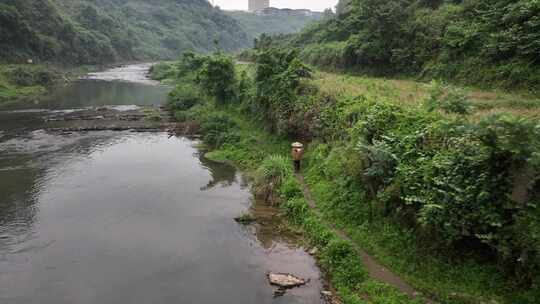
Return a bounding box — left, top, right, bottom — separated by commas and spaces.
0, 64, 323, 304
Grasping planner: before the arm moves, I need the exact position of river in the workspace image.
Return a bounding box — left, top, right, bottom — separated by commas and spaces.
0, 64, 324, 304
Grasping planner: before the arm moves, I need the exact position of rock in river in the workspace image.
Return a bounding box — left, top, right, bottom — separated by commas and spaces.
267, 273, 308, 289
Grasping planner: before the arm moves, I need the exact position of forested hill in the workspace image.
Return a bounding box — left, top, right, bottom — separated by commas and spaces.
289, 0, 540, 90
0, 0, 250, 64
225, 8, 324, 39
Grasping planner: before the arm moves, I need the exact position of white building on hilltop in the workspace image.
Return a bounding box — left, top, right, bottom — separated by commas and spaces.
249, 0, 270, 12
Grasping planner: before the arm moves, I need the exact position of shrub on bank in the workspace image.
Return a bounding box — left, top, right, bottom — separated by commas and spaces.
149, 63, 177, 81
5, 65, 60, 87
196, 53, 237, 105
200, 113, 239, 148
168, 84, 203, 112
253, 155, 292, 204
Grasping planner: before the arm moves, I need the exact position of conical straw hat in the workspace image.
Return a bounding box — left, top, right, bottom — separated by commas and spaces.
292, 142, 304, 148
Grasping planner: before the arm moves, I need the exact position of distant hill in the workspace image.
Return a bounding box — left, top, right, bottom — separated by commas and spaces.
0, 0, 251, 64
225, 8, 324, 40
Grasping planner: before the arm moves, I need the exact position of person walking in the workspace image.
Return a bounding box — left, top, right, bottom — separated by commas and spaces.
291, 142, 304, 172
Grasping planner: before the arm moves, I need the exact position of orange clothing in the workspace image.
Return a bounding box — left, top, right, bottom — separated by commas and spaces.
292, 148, 304, 161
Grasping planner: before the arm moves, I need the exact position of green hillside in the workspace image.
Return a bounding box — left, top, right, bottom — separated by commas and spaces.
225, 8, 323, 39
288, 0, 540, 91
0, 0, 250, 64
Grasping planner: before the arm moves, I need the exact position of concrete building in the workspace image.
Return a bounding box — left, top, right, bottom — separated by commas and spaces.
248, 0, 269, 12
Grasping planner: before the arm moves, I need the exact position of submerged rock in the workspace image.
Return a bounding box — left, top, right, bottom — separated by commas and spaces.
234, 213, 256, 225
267, 273, 308, 288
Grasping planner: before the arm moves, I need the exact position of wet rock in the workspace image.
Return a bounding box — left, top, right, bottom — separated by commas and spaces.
267, 273, 308, 288
321, 290, 332, 297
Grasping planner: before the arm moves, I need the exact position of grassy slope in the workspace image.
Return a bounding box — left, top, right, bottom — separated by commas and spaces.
313, 71, 540, 120
155, 62, 538, 303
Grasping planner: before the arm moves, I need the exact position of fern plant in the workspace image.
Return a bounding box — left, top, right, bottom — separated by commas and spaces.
254, 155, 293, 204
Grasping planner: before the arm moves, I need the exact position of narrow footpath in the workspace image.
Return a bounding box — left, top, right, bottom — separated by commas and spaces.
295, 173, 435, 304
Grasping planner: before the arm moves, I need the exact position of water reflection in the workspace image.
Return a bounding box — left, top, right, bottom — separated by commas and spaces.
5, 80, 170, 111
0, 133, 323, 304
198, 152, 238, 190
50, 80, 168, 108
0, 63, 323, 304
0, 131, 127, 252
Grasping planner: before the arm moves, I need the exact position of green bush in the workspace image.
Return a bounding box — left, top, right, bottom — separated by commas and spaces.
320, 238, 368, 288
424, 80, 472, 114
168, 84, 203, 112
196, 53, 237, 105
173, 110, 192, 123
300, 42, 347, 69
256, 154, 292, 187
282, 197, 309, 225
200, 113, 239, 148
6, 66, 59, 87
280, 175, 304, 200
149, 63, 176, 81
253, 48, 312, 135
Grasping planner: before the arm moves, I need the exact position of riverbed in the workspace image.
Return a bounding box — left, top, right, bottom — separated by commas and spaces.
0, 64, 324, 304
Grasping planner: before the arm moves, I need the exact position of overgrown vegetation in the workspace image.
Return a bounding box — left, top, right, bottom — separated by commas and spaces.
0, 64, 64, 105
282, 0, 540, 91
153, 47, 540, 303
224, 8, 323, 40
0, 0, 250, 64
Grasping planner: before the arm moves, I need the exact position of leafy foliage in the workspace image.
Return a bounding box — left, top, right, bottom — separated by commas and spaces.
196, 53, 236, 104
288, 0, 540, 90
200, 113, 239, 148
256, 155, 292, 187
424, 80, 472, 114
0, 64, 63, 104
252, 48, 312, 135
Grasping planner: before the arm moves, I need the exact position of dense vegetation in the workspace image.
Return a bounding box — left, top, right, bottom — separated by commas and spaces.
0, 64, 83, 108
153, 48, 540, 303
0, 0, 250, 64
281, 0, 540, 91
224, 8, 323, 40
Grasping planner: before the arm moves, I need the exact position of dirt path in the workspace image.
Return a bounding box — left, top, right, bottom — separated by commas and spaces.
295, 173, 434, 303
